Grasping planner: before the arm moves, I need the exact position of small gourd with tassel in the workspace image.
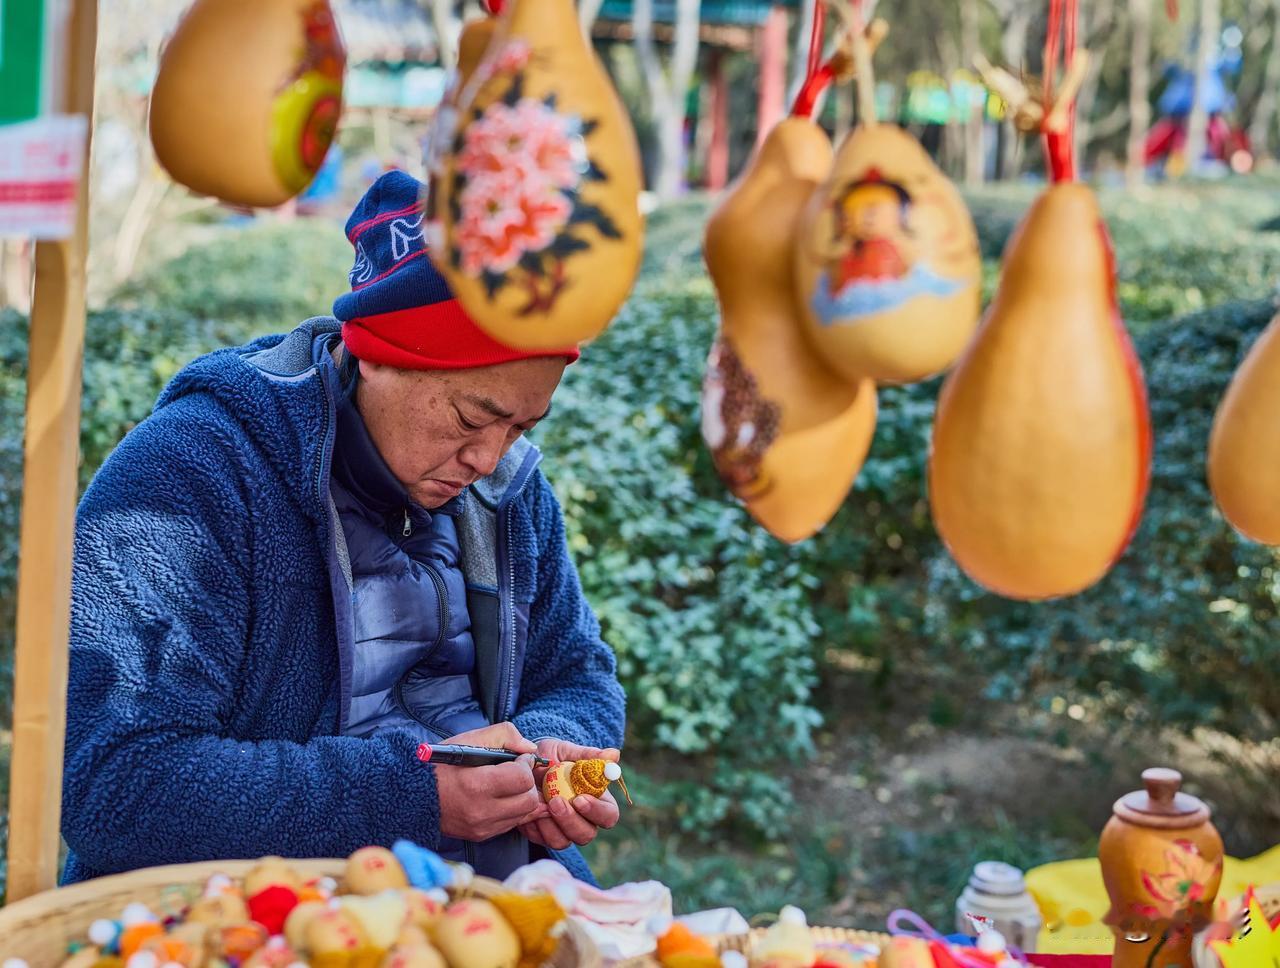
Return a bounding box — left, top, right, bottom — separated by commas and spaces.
541, 759, 630, 805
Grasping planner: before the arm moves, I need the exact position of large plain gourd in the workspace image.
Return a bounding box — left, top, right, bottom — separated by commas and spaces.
793, 124, 981, 385
702, 118, 877, 544
429, 0, 643, 349
1207, 312, 1280, 544
929, 184, 1151, 600
149, 0, 345, 207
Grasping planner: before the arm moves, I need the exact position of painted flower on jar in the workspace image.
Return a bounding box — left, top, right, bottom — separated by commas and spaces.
1134, 839, 1222, 921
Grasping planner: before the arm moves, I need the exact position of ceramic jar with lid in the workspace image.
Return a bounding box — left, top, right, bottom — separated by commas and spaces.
1099, 767, 1224, 968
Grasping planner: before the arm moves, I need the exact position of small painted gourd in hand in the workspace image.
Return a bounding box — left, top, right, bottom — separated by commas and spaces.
149, 0, 344, 207
929, 184, 1151, 600
1207, 312, 1280, 544
793, 124, 981, 385
702, 118, 877, 543
541, 759, 623, 803
428, 0, 644, 349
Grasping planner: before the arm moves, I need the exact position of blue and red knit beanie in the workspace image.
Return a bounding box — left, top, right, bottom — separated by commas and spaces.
333, 170, 579, 370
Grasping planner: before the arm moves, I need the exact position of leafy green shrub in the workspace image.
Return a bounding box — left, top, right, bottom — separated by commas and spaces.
113, 220, 351, 325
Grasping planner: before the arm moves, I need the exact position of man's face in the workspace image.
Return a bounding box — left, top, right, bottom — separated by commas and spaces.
355, 355, 567, 508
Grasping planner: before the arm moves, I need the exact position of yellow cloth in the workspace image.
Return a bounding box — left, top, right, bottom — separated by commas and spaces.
1025, 844, 1280, 954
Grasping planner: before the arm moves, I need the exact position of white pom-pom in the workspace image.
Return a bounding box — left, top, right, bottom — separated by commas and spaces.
161, 962, 186, 968
425, 888, 449, 905
721, 951, 749, 968
778, 905, 808, 927
126, 951, 158, 968
121, 902, 155, 926
603, 762, 622, 782
3, 958, 31, 968
317, 876, 338, 894
976, 931, 1007, 955
552, 882, 579, 912
88, 919, 120, 946
451, 864, 475, 890
204, 873, 233, 896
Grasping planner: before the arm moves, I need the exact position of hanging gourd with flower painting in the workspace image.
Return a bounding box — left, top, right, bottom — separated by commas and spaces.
929, 0, 1153, 601
426, 0, 644, 350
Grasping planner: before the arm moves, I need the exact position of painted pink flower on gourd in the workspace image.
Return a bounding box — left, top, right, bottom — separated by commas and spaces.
457, 168, 571, 274
455, 97, 582, 273
1133, 840, 1221, 921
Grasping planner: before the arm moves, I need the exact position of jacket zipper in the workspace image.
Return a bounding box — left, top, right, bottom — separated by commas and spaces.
495, 456, 539, 721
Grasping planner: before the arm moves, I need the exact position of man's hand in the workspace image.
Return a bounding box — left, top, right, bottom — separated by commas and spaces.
519, 739, 621, 851
435, 723, 549, 842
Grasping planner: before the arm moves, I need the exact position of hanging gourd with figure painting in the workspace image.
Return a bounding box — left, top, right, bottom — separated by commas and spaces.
427, 0, 644, 350
792, 12, 981, 386
929, 4, 1152, 601
150, 0, 345, 207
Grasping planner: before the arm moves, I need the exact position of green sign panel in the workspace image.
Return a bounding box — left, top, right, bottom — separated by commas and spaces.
0, 0, 47, 124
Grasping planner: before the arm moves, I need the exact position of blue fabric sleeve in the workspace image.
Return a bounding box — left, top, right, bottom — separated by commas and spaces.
510, 473, 626, 751
62, 409, 443, 875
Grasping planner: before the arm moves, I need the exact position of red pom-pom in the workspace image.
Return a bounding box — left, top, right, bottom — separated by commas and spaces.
247, 884, 300, 935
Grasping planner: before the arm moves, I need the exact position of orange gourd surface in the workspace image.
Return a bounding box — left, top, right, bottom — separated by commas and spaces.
150, 0, 344, 207
929, 183, 1151, 600
1208, 312, 1280, 544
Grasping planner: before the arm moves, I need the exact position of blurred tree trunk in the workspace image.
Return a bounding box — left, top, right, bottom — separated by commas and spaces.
788, 0, 816, 108
1184, 0, 1220, 170
579, 0, 606, 33
960, 0, 984, 185
1248, 0, 1280, 160
633, 0, 701, 199
991, 0, 1032, 179
429, 0, 460, 71
1127, 0, 1153, 185
1073, 0, 1118, 163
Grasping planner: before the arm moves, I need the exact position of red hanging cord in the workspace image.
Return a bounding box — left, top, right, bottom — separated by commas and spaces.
483, 0, 504, 14
791, 0, 831, 118
1166, 0, 1178, 19
1042, 0, 1078, 182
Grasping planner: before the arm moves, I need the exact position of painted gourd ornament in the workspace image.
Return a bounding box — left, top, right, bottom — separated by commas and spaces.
1207, 312, 1280, 544
702, 118, 878, 544
793, 124, 981, 385
149, 0, 344, 208
346, 846, 410, 895
428, 0, 644, 349
431, 899, 521, 968
929, 184, 1151, 600
540, 759, 622, 803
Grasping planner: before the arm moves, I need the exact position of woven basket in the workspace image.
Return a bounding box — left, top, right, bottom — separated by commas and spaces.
0, 858, 601, 968
714, 925, 891, 956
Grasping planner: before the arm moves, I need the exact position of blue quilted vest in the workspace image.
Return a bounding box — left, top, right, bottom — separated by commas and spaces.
322, 340, 516, 874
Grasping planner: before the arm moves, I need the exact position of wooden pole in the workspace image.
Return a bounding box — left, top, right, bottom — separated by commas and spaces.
755, 5, 787, 147
6, 0, 97, 904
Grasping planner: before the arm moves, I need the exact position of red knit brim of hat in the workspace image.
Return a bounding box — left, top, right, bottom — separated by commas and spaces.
341, 300, 580, 370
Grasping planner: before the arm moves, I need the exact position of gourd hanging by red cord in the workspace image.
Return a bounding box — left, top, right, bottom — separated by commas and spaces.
700, 0, 877, 543
791, 0, 982, 386
425, 0, 644, 350
928, 0, 1153, 601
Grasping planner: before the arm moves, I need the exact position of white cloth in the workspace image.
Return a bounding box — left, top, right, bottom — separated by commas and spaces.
504, 860, 674, 961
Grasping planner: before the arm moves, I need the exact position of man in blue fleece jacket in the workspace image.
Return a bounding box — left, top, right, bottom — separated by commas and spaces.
61, 171, 627, 884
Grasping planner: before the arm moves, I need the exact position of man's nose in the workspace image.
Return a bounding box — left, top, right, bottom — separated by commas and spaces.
460, 431, 506, 477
